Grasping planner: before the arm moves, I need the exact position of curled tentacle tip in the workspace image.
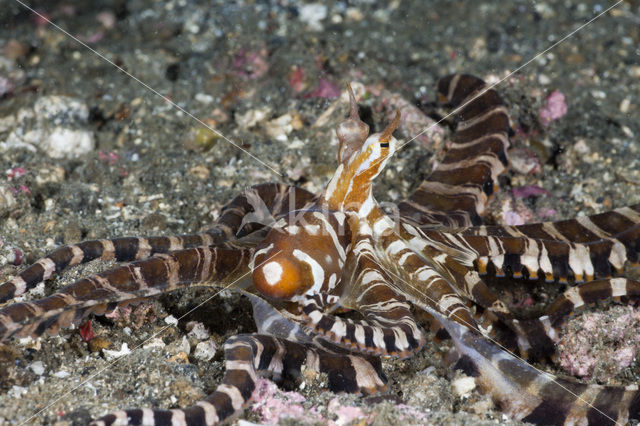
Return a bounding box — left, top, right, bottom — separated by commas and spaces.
379, 110, 401, 143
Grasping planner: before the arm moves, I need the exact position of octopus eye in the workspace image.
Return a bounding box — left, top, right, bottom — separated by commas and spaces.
378, 110, 400, 150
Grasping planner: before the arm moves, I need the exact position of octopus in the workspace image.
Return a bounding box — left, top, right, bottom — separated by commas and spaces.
1, 74, 639, 425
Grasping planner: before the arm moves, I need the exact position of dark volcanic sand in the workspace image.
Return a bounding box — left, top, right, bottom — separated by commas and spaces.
0, 1, 639, 424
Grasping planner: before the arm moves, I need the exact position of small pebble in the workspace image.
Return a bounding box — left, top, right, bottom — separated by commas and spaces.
164, 315, 179, 326
619, 98, 631, 114
53, 370, 71, 378
194, 93, 213, 104
29, 361, 45, 375
188, 165, 210, 180
168, 351, 189, 364
538, 74, 551, 85
184, 127, 219, 152
573, 139, 590, 155
3, 40, 29, 61
179, 336, 191, 354
298, 4, 327, 31
264, 113, 294, 141
88, 336, 112, 352
42, 127, 95, 158
186, 321, 210, 340
96, 10, 116, 29
235, 106, 271, 130
193, 340, 217, 361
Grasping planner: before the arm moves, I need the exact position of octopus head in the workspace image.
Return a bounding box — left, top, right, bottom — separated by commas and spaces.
252, 211, 347, 300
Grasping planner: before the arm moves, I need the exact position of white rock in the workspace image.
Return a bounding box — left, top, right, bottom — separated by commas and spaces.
452, 376, 476, 398
193, 340, 217, 361
180, 336, 191, 354
164, 315, 179, 326
0, 95, 95, 158
34, 95, 89, 123
235, 106, 271, 130
538, 74, 551, 85
41, 127, 95, 159
17, 336, 41, 351
53, 370, 71, 378
620, 98, 631, 114
195, 93, 214, 105
30, 361, 45, 375
186, 321, 210, 340
299, 4, 327, 31
264, 113, 293, 141
9, 385, 27, 398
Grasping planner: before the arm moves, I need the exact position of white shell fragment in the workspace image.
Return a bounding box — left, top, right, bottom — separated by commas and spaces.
102, 343, 131, 361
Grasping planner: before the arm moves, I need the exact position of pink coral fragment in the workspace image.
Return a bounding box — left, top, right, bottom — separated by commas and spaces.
539, 90, 567, 125
614, 347, 635, 369
99, 150, 119, 166
327, 398, 367, 425
503, 210, 525, 226
9, 185, 30, 196
232, 48, 269, 80
7, 167, 26, 179
557, 306, 640, 380
251, 378, 323, 424
306, 79, 340, 99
